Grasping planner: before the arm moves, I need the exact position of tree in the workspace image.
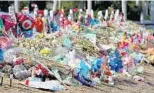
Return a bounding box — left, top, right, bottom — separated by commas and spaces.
20, 1, 29, 11
127, 1, 142, 21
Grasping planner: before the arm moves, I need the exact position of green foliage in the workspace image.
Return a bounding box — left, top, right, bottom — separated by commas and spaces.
19, 1, 29, 11
146, 15, 150, 20
127, 1, 142, 21
59, 1, 79, 16
46, 1, 53, 10
111, 1, 122, 11
61, 1, 79, 10
94, 9, 99, 18
93, 1, 142, 21
0, 1, 13, 12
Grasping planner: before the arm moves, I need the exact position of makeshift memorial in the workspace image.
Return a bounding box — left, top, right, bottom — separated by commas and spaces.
0, 6, 153, 92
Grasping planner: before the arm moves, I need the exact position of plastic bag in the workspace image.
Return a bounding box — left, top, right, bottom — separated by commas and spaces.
74, 74, 96, 87
91, 58, 102, 73
66, 50, 77, 68
79, 59, 90, 78
13, 64, 31, 80
62, 76, 81, 86
52, 68, 62, 82
4, 47, 24, 63
24, 77, 66, 91
53, 46, 69, 56
73, 59, 96, 87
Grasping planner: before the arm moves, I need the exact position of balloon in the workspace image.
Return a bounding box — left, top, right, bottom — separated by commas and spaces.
0, 37, 12, 49
1, 14, 16, 32
35, 17, 44, 33
16, 13, 35, 31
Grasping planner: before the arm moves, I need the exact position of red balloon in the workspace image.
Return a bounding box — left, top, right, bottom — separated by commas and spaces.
35, 17, 44, 33
0, 37, 12, 49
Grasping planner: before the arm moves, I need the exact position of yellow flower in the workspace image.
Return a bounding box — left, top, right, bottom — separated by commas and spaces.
40, 47, 51, 56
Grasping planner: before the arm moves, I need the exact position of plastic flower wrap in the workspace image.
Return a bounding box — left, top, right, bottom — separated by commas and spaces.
0, 48, 4, 63
74, 59, 96, 87
52, 21, 60, 32
63, 37, 72, 48
4, 47, 24, 63
91, 58, 103, 73
109, 50, 123, 72
22, 30, 33, 38
90, 18, 100, 27
0, 18, 4, 31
